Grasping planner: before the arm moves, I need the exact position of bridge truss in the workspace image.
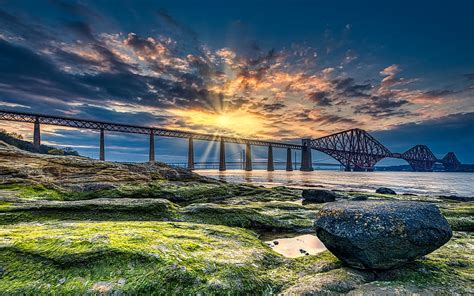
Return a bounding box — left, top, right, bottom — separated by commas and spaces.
0, 109, 461, 171
310, 128, 392, 171
0, 109, 302, 150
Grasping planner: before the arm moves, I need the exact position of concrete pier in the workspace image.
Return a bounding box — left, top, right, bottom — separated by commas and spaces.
267, 145, 274, 171
187, 137, 194, 170
219, 138, 226, 171
286, 148, 293, 171
245, 143, 252, 171
99, 128, 105, 161
300, 138, 313, 171
33, 117, 40, 150
149, 131, 155, 162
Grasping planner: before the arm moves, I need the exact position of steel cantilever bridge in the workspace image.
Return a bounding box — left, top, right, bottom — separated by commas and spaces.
0, 109, 461, 172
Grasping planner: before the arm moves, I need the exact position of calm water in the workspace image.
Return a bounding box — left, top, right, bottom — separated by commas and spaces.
263, 234, 327, 258
195, 169, 474, 197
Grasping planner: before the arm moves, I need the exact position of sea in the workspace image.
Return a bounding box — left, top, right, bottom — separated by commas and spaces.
195, 169, 474, 197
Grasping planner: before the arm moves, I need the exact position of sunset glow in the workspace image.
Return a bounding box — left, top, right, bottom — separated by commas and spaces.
0, 1, 472, 162
169, 109, 269, 137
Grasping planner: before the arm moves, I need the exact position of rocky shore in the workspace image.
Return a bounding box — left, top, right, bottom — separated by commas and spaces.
0, 141, 472, 295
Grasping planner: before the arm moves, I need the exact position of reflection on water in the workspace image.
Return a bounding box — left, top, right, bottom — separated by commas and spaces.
263, 234, 327, 258
196, 169, 474, 196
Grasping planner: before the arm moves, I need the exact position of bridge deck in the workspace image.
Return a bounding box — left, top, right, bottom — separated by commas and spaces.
0, 109, 302, 150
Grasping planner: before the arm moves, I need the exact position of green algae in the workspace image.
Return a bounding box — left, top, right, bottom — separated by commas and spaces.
0, 221, 299, 294
0, 181, 473, 294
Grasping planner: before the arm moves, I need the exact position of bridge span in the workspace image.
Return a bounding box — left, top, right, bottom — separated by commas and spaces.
0, 109, 461, 172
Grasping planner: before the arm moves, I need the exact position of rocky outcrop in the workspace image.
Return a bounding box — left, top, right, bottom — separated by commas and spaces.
0, 141, 210, 191
314, 200, 452, 269
375, 187, 396, 195
302, 189, 337, 203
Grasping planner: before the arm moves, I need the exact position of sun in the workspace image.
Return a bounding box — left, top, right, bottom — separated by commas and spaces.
168, 109, 269, 137
216, 114, 231, 126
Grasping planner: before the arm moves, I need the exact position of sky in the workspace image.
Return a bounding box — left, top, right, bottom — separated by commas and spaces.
0, 0, 473, 165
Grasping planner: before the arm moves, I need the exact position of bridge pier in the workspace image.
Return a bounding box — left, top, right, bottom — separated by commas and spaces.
219, 138, 226, 171
286, 148, 293, 171
99, 128, 105, 161
245, 143, 252, 171
300, 138, 313, 171
33, 117, 41, 150
267, 145, 274, 171
149, 131, 155, 162
187, 137, 194, 170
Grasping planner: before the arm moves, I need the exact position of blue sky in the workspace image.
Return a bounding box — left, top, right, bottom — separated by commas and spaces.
0, 0, 473, 164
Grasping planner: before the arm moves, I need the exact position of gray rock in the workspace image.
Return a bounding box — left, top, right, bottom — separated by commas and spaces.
440, 195, 474, 202
314, 200, 452, 270
350, 195, 368, 201
375, 187, 396, 195
302, 189, 337, 203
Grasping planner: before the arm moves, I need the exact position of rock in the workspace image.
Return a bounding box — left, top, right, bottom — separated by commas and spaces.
117, 278, 126, 285
375, 187, 396, 195
302, 189, 337, 203
350, 195, 368, 201
273, 240, 279, 245
314, 200, 452, 269
0, 141, 207, 191
281, 267, 375, 295
80, 182, 118, 192
440, 195, 474, 202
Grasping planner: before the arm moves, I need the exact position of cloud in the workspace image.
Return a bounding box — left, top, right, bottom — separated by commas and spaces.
354, 95, 411, 117
0, 3, 472, 146
309, 91, 332, 106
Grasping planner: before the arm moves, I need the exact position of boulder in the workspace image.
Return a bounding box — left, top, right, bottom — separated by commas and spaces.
375, 187, 396, 195
302, 189, 337, 203
314, 200, 452, 269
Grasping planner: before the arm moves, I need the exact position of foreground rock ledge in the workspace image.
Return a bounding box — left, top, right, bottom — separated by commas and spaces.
314, 200, 452, 270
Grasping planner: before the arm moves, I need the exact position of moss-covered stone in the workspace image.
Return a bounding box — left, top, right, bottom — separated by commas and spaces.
0, 221, 279, 294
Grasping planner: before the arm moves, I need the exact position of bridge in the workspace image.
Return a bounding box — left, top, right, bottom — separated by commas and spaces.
0, 109, 461, 172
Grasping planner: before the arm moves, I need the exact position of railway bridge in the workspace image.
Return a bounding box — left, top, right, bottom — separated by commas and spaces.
0, 110, 461, 172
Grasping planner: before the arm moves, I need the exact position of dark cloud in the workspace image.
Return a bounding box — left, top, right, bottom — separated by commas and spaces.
315, 114, 359, 125
309, 91, 332, 106
65, 21, 96, 41
261, 102, 286, 112
464, 73, 474, 81
294, 110, 358, 126
422, 89, 457, 97
0, 39, 97, 103
354, 95, 411, 117
70, 104, 172, 126
332, 77, 371, 97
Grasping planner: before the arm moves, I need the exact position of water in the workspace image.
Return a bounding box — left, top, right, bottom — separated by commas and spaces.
195, 169, 474, 197
262, 234, 327, 258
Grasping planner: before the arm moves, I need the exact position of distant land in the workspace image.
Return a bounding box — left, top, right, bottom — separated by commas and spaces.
376, 164, 474, 173
0, 129, 79, 156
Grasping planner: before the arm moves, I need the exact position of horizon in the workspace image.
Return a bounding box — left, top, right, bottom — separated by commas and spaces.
0, 0, 473, 164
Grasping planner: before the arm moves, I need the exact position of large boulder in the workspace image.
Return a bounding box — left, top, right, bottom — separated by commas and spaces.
375, 187, 396, 195
314, 200, 452, 269
302, 189, 337, 203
